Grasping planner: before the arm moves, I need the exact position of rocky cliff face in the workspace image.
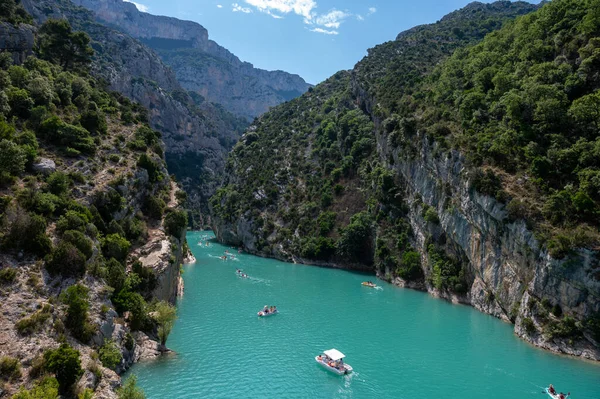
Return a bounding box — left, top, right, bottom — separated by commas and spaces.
21, 0, 246, 224
71, 0, 311, 120
210, 1, 600, 361
0, 22, 34, 63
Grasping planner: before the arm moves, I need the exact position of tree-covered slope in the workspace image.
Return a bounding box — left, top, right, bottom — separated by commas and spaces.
20, 0, 248, 227
0, 4, 187, 397
211, 0, 600, 360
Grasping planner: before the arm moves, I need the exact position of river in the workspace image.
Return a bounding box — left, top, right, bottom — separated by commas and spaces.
130, 231, 600, 398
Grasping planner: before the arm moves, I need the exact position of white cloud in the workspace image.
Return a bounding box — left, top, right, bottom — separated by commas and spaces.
314, 9, 349, 29
217, 4, 223, 8
356, 14, 364, 21
368, 7, 376, 15
232, 3, 252, 13
124, 0, 149, 12
244, 0, 316, 20
310, 27, 338, 35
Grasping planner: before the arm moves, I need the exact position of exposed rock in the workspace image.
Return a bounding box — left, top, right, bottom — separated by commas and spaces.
0, 22, 35, 64
71, 0, 311, 120
31, 157, 56, 175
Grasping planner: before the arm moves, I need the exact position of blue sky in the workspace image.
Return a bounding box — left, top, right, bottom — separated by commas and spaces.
124, 0, 538, 84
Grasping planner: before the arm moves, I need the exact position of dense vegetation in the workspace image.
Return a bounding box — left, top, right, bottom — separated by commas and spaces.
211, 1, 538, 274
0, 2, 186, 396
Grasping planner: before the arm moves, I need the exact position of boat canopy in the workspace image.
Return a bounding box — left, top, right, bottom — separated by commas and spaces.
323, 349, 345, 361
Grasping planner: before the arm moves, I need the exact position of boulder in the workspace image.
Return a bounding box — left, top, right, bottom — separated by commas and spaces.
32, 158, 56, 175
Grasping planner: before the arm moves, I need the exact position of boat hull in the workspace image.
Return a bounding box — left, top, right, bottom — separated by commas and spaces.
315, 356, 353, 375
545, 388, 568, 399
257, 310, 278, 317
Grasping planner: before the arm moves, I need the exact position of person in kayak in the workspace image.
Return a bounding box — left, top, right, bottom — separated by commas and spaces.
549, 385, 556, 395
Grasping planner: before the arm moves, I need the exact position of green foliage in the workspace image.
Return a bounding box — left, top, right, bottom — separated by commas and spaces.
522, 317, 537, 335
106, 257, 126, 292
45, 241, 86, 277
2, 208, 52, 256
544, 316, 583, 340
422, 206, 440, 224
44, 344, 83, 393
11, 377, 59, 399
46, 172, 71, 196
0, 139, 26, 179
155, 301, 177, 347
38, 116, 95, 154
143, 195, 165, 220
62, 230, 93, 259
0, 356, 21, 381
37, 19, 93, 71
112, 290, 149, 331
61, 284, 94, 342
335, 212, 373, 263
163, 209, 188, 237
0, 267, 17, 284
397, 250, 423, 280
137, 153, 160, 182
102, 233, 131, 263
15, 304, 52, 335
0, 0, 33, 24
427, 244, 466, 293
98, 339, 123, 370
117, 375, 146, 399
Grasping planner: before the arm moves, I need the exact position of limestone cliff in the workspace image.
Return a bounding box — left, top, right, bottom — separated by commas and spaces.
71, 0, 311, 120
210, 1, 600, 361
21, 0, 247, 224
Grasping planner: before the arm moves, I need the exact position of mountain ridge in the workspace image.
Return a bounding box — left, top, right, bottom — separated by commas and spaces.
71, 0, 312, 120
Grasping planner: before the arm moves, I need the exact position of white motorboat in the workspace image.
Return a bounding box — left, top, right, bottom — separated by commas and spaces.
315, 349, 353, 375
545, 387, 570, 399
257, 307, 278, 317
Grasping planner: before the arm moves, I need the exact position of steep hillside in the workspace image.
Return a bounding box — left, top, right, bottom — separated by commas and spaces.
20, 0, 247, 227
211, 0, 600, 360
71, 0, 312, 120
0, 5, 189, 398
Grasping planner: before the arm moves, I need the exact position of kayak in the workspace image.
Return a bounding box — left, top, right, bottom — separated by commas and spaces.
362, 282, 377, 288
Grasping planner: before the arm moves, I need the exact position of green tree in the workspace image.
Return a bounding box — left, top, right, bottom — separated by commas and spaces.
61, 284, 93, 342
11, 377, 59, 399
154, 301, 177, 350
43, 344, 83, 393
117, 375, 146, 399
37, 19, 93, 71
99, 339, 123, 370
0, 139, 26, 178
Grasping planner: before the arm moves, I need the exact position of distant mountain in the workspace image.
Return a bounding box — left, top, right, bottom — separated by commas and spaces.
21, 0, 248, 226
71, 0, 312, 120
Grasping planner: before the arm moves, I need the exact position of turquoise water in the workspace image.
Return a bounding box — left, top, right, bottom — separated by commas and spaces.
131, 231, 600, 398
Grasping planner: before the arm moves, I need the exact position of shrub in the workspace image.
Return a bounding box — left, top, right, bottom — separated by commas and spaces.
12, 376, 60, 399
38, 116, 95, 154
44, 344, 83, 393
397, 250, 423, 280
0, 139, 26, 181
164, 209, 188, 237
112, 290, 149, 331
106, 258, 126, 292
137, 153, 160, 182
335, 211, 373, 263
102, 233, 131, 263
522, 317, 537, 335
143, 195, 165, 220
46, 172, 71, 196
80, 109, 107, 135
62, 284, 94, 342
423, 206, 440, 224
2, 208, 52, 256
99, 339, 122, 370
0, 267, 17, 284
62, 230, 93, 259
117, 375, 146, 399
155, 301, 177, 348
45, 241, 86, 277
15, 304, 52, 335
7, 87, 34, 118
544, 316, 583, 340
56, 210, 88, 234
0, 356, 21, 381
